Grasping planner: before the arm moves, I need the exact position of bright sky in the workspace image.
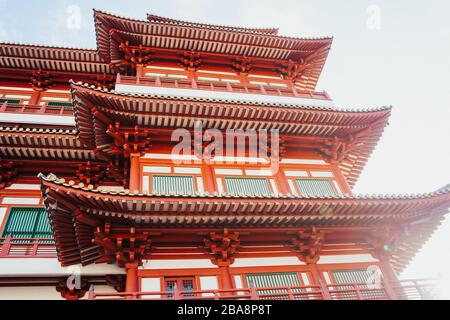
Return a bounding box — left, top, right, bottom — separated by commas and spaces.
1, 0, 449, 297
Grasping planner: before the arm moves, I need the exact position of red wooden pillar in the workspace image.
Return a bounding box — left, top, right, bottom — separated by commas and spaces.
29, 89, 42, 105
135, 64, 144, 79
308, 263, 331, 300
129, 153, 140, 192
219, 266, 233, 291
202, 163, 217, 194
275, 170, 290, 195
379, 260, 400, 300
125, 263, 139, 299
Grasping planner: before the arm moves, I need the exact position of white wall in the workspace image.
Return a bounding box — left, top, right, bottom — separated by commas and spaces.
0, 259, 124, 276
0, 286, 63, 300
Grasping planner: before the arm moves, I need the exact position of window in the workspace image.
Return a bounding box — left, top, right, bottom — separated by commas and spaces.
165, 277, 196, 298
245, 272, 300, 288
0, 98, 20, 104
245, 272, 303, 298
224, 177, 271, 196
152, 175, 195, 194
47, 101, 74, 107
331, 269, 385, 299
295, 179, 337, 195
1, 207, 53, 240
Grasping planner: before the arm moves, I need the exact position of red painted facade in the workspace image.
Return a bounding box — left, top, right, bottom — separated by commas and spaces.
0, 10, 449, 300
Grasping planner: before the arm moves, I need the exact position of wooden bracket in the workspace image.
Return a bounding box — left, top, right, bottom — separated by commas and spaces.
366, 226, 409, 261
289, 228, 325, 264
56, 278, 90, 300
232, 57, 253, 75
0, 160, 17, 189
180, 50, 202, 71
204, 228, 240, 267
30, 69, 52, 91
93, 223, 152, 268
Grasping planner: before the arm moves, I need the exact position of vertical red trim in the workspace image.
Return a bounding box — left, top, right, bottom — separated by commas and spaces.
202, 163, 217, 193
219, 266, 234, 290
125, 264, 139, 299
28, 90, 42, 105
129, 154, 141, 192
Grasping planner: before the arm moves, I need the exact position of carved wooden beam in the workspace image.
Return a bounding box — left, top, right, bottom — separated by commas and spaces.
180, 50, 202, 71
289, 227, 325, 264
30, 69, 52, 91
0, 160, 17, 188
93, 223, 152, 268
204, 228, 240, 267
56, 278, 90, 300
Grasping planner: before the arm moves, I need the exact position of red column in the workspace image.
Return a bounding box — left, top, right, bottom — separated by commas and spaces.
125, 263, 139, 299
275, 170, 291, 195
202, 163, 217, 194
308, 263, 331, 300
220, 266, 233, 291
29, 89, 42, 105
136, 64, 144, 79
129, 153, 140, 192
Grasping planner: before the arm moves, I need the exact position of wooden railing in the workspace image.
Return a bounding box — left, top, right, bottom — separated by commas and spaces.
117, 75, 332, 101
0, 236, 57, 258
89, 279, 438, 300
0, 102, 73, 116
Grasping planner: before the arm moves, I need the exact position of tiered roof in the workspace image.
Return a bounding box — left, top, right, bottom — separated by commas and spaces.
39, 173, 450, 271
70, 81, 391, 187
94, 10, 332, 90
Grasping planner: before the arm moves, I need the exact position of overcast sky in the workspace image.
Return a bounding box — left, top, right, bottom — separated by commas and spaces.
1, 0, 449, 296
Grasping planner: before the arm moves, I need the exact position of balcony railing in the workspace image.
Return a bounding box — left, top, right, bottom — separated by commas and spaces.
0, 102, 74, 116
88, 279, 438, 300
0, 236, 57, 258
117, 75, 332, 102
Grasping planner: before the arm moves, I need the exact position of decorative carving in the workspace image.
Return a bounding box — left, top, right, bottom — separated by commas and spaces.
0, 160, 17, 188
180, 50, 202, 71
289, 228, 325, 264
106, 274, 126, 292
76, 161, 106, 186
30, 70, 52, 91
366, 226, 409, 261
93, 223, 152, 268
277, 59, 307, 81
232, 57, 253, 75
118, 42, 152, 72
95, 73, 116, 90
105, 123, 152, 157
56, 278, 90, 300
204, 228, 240, 267
319, 135, 363, 164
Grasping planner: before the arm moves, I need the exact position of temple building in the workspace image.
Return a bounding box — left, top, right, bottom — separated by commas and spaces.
0, 10, 449, 300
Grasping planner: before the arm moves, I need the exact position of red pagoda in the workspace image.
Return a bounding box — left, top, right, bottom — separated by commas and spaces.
0, 10, 448, 300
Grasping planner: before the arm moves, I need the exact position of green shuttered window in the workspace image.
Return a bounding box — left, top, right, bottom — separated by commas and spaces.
47, 101, 74, 107
332, 269, 371, 284
1, 207, 53, 239
296, 179, 337, 195
332, 269, 385, 299
225, 177, 271, 196
0, 98, 20, 104
152, 175, 195, 194
245, 272, 300, 288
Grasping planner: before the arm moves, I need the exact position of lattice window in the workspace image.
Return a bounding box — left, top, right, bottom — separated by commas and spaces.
1, 207, 53, 241
224, 177, 271, 196
165, 277, 195, 298
152, 175, 196, 195
0, 98, 20, 104
331, 269, 386, 300
295, 179, 337, 195
245, 272, 304, 300
47, 101, 74, 107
